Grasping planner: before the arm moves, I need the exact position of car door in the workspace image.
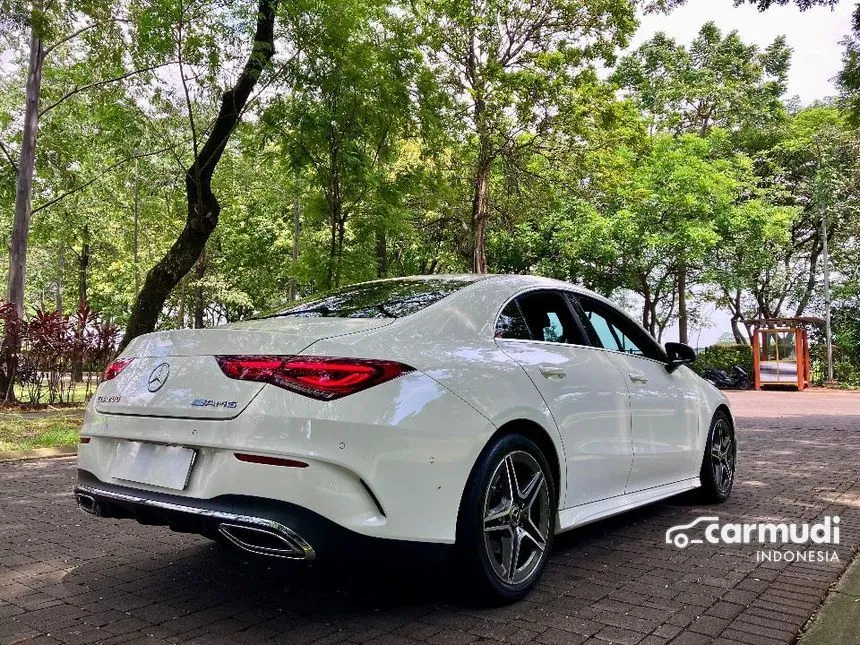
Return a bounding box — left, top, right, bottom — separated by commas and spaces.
494, 290, 633, 507
571, 295, 700, 492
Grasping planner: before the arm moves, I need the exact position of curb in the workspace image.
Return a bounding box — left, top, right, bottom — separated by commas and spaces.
798, 547, 860, 645
0, 446, 77, 462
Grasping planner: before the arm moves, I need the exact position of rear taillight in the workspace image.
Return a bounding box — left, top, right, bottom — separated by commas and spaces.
103, 357, 134, 381
215, 355, 414, 401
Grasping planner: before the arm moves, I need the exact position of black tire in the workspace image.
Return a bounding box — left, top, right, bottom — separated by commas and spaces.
699, 411, 737, 503
456, 433, 556, 604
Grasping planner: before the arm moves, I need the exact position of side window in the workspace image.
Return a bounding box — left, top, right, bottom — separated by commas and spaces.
515, 291, 585, 345
495, 301, 531, 340
575, 296, 665, 361
583, 309, 622, 351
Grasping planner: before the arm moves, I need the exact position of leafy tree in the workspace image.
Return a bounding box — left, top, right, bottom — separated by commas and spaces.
600, 133, 749, 340
263, 0, 425, 289
749, 105, 860, 320
615, 23, 790, 138
120, 0, 280, 349
614, 22, 790, 342
418, 0, 638, 273
0, 1, 160, 397
838, 16, 860, 126
704, 200, 796, 343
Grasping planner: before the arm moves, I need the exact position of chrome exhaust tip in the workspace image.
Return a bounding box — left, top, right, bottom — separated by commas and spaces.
218, 522, 313, 560
76, 493, 98, 515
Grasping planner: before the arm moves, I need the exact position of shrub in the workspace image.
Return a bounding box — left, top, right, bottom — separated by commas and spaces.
692, 344, 754, 377
0, 300, 119, 404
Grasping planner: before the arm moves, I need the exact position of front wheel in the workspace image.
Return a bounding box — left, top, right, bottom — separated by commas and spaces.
699, 411, 737, 503
456, 433, 556, 604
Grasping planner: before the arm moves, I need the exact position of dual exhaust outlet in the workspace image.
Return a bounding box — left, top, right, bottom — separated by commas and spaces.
75, 492, 313, 560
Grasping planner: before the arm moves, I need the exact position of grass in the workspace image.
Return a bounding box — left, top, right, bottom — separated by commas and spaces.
0, 411, 83, 452
12, 381, 95, 406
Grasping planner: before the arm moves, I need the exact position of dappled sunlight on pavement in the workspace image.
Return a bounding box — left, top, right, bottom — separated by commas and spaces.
0, 390, 859, 644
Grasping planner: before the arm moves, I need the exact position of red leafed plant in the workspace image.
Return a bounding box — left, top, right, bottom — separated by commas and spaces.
0, 299, 119, 405
27, 309, 75, 403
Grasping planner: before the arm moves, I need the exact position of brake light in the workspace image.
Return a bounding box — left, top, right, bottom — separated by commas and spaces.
215, 355, 414, 400
103, 357, 134, 381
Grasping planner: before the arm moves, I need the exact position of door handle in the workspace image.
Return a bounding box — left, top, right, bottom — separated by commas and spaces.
539, 367, 566, 379
628, 371, 648, 384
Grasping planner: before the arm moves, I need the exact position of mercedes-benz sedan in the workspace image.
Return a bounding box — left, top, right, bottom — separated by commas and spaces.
75, 274, 736, 602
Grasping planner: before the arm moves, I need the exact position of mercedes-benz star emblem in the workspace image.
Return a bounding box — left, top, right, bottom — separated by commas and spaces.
147, 363, 170, 392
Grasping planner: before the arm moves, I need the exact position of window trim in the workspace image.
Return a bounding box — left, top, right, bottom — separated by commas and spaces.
494, 297, 532, 342
493, 288, 592, 347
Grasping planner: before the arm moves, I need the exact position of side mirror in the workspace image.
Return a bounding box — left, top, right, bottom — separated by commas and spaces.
665, 342, 696, 373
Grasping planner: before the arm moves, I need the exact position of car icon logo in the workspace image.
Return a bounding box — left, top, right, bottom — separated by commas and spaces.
147, 363, 170, 392
665, 516, 720, 549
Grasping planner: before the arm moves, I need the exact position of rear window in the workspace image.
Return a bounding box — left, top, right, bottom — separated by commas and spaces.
271, 278, 479, 319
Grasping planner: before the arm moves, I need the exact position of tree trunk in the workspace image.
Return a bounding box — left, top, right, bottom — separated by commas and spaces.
325, 172, 343, 289
8, 7, 43, 320
2, 8, 43, 401
677, 266, 688, 344
288, 198, 300, 300
55, 244, 64, 312
193, 251, 206, 329
78, 227, 89, 306
376, 229, 387, 278
335, 216, 346, 288
641, 278, 652, 332
133, 157, 140, 296
730, 316, 746, 344
729, 290, 747, 345
176, 277, 186, 329
471, 159, 491, 273
119, 0, 278, 352
71, 228, 89, 383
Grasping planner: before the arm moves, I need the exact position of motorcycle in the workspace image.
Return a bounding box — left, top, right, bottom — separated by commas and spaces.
704, 365, 752, 390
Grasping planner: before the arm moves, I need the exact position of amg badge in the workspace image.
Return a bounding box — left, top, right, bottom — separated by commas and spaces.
191, 398, 238, 409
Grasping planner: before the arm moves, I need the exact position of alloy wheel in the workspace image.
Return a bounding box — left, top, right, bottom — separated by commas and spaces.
482, 450, 551, 586
710, 418, 735, 496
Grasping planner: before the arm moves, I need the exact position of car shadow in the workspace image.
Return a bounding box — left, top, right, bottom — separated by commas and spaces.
62, 489, 705, 621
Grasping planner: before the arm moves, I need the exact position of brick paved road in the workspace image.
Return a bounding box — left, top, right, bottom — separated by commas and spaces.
2, 390, 860, 645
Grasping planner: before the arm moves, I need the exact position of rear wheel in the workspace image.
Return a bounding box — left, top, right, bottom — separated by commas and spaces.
457, 433, 556, 604
699, 411, 736, 503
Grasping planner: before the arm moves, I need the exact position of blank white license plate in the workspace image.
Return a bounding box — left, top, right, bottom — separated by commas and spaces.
111, 441, 196, 490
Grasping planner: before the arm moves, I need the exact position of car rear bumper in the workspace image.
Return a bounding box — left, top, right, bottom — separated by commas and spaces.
75, 470, 451, 562
79, 371, 496, 544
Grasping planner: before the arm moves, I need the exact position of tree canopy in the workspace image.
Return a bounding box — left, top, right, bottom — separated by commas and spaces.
1, 0, 859, 384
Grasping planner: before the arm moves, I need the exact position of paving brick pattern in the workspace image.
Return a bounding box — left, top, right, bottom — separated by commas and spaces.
2, 390, 860, 645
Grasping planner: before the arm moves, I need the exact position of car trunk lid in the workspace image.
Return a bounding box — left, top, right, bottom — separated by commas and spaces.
95, 317, 392, 419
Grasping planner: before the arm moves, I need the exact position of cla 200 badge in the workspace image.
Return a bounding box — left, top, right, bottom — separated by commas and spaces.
191, 399, 238, 408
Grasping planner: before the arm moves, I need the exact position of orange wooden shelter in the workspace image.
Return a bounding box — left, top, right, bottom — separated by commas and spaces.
751, 318, 821, 391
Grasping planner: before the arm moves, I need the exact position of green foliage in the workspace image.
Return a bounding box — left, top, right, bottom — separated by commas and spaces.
691, 344, 754, 377
808, 304, 860, 387
1, 0, 860, 383
614, 22, 790, 137
838, 31, 860, 127
262, 0, 426, 289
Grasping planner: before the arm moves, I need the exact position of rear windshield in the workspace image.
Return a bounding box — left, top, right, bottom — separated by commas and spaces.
270, 278, 479, 319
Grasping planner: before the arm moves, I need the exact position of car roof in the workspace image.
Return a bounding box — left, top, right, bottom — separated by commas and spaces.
371, 273, 610, 299
344, 273, 616, 305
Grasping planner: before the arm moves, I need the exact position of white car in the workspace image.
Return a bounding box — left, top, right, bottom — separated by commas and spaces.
75, 274, 736, 602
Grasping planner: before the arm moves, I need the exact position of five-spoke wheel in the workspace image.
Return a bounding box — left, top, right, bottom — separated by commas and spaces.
700, 411, 736, 503
457, 433, 556, 603
482, 451, 551, 586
